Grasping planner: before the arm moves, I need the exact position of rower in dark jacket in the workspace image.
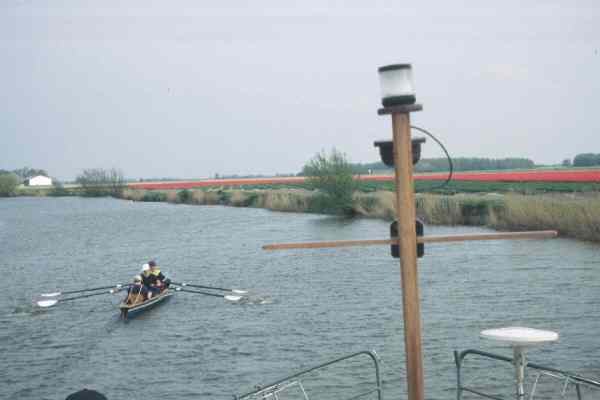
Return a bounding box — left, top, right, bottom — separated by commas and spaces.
125, 275, 148, 303
148, 260, 170, 291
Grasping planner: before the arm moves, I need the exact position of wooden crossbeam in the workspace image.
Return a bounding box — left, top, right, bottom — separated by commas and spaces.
262, 230, 558, 251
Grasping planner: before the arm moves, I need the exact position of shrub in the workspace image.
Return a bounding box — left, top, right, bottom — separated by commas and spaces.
0, 173, 19, 197
48, 183, 71, 197
141, 191, 167, 202
217, 190, 231, 204
177, 189, 192, 203
302, 148, 356, 215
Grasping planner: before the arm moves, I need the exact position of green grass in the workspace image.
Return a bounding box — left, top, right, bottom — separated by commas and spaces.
187, 180, 600, 194
355, 180, 600, 194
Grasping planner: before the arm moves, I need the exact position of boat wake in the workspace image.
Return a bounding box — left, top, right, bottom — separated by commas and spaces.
236, 295, 274, 305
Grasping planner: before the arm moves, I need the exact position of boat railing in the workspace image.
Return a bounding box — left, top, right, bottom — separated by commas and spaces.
233, 350, 383, 400
454, 349, 600, 400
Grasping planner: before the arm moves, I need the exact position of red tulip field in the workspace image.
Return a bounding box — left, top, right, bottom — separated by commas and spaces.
129, 169, 600, 191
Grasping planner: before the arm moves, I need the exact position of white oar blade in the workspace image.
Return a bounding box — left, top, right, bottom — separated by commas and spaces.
40, 292, 61, 297
37, 299, 59, 308
224, 295, 243, 302
231, 289, 248, 295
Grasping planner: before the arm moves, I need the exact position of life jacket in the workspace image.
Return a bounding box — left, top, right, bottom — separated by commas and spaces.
150, 268, 161, 277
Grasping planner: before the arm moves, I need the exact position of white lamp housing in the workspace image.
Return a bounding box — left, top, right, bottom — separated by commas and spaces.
378, 64, 416, 107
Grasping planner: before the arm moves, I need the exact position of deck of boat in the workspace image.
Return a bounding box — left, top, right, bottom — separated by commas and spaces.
119, 289, 172, 319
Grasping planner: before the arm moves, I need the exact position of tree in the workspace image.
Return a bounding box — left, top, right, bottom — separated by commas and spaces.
573, 153, 600, 167
76, 168, 125, 197
562, 158, 571, 167
49, 180, 70, 197
0, 173, 19, 197
302, 148, 356, 215
12, 167, 49, 180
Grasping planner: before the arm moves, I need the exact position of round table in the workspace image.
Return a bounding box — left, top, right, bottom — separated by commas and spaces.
480, 327, 559, 399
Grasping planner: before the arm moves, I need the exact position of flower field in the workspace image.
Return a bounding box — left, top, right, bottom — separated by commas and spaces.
129, 169, 600, 190
128, 176, 306, 190
413, 170, 600, 182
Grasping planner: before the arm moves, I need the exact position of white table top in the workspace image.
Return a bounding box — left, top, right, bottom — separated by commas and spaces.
480, 326, 559, 347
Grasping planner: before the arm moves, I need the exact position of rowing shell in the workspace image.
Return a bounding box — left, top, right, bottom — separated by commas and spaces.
119, 289, 173, 320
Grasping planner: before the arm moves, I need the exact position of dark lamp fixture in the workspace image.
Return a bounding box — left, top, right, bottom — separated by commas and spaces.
374, 137, 426, 166
378, 64, 416, 107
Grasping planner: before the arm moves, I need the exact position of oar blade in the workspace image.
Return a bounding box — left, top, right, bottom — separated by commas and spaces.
40, 292, 62, 297
231, 289, 248, 295
37, 299, 59, 308
224, 295, 243, 302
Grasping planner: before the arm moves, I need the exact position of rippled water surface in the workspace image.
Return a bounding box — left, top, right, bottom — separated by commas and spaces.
1, 197, 599, 400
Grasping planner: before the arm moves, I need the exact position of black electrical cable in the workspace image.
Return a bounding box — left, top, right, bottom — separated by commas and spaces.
410, 125, 453, 190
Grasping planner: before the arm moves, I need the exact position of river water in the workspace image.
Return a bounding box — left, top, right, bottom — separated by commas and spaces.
1, 197, 599, 400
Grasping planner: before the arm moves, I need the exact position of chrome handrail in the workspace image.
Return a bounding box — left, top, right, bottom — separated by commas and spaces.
234, 350, 383, 400
454, 349, 600, 400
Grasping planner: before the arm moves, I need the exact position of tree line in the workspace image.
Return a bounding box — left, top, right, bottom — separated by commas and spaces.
0, 167, 49, 180
348, 157, 536, 174
351, 154, 600, 173
0, 167, 125, 197
572, 153, 600, 167
75, 168, 125, 197
0, 167, 50, 196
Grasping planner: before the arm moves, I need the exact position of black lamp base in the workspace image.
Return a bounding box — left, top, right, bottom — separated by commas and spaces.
374, 137, 426, 167
377, 103, 423, 115
382, 95, 416, 107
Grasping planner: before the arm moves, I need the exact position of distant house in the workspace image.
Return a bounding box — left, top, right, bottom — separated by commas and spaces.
26, 175, 53, 186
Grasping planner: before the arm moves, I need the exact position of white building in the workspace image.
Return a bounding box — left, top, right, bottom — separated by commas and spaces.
27, 175, 53, 186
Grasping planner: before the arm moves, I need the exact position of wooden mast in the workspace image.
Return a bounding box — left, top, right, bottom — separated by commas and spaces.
391, 111, 424, 400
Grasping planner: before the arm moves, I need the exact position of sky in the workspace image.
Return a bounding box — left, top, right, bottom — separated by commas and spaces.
1, 0, 599, 181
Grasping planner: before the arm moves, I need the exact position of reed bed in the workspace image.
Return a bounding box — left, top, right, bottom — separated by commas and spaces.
489, 194, 600, 242
253, 189, 315, 212
122, 188, 319, 213
352, 191, 600, 242
352, 192, 491, 225
121, 189, 600, 242
352, 191, 396, 220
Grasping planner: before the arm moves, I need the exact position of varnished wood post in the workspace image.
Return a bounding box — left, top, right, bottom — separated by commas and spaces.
392, 111, 424, 400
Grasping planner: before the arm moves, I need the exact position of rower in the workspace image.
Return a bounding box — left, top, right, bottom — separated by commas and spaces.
126, 275, 148, 304
141, 263, 157, 298
148, 260, 170, 291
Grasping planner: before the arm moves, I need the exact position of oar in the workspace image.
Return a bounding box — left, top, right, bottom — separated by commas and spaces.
171, 282, 247, 295
37, 288, 122, 308
41, 284, 129, 297
174, 287, 243, 302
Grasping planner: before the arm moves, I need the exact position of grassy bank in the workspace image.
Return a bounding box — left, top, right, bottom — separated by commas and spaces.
122, 188, 323, 213
359, 191, 600, 242
121, 188, 600, 243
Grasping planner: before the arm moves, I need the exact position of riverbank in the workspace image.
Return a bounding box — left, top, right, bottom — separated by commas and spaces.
120, 188, 600, 243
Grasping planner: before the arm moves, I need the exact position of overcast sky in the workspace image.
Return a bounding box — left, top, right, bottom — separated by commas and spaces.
1, 1, 598, 180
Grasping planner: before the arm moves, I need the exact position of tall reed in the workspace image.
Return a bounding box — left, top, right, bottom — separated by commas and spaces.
489, 194, 600, 242
121, 189, 600, 242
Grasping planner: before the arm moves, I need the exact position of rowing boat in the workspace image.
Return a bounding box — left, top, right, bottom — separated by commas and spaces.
119, 289, 173, 320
